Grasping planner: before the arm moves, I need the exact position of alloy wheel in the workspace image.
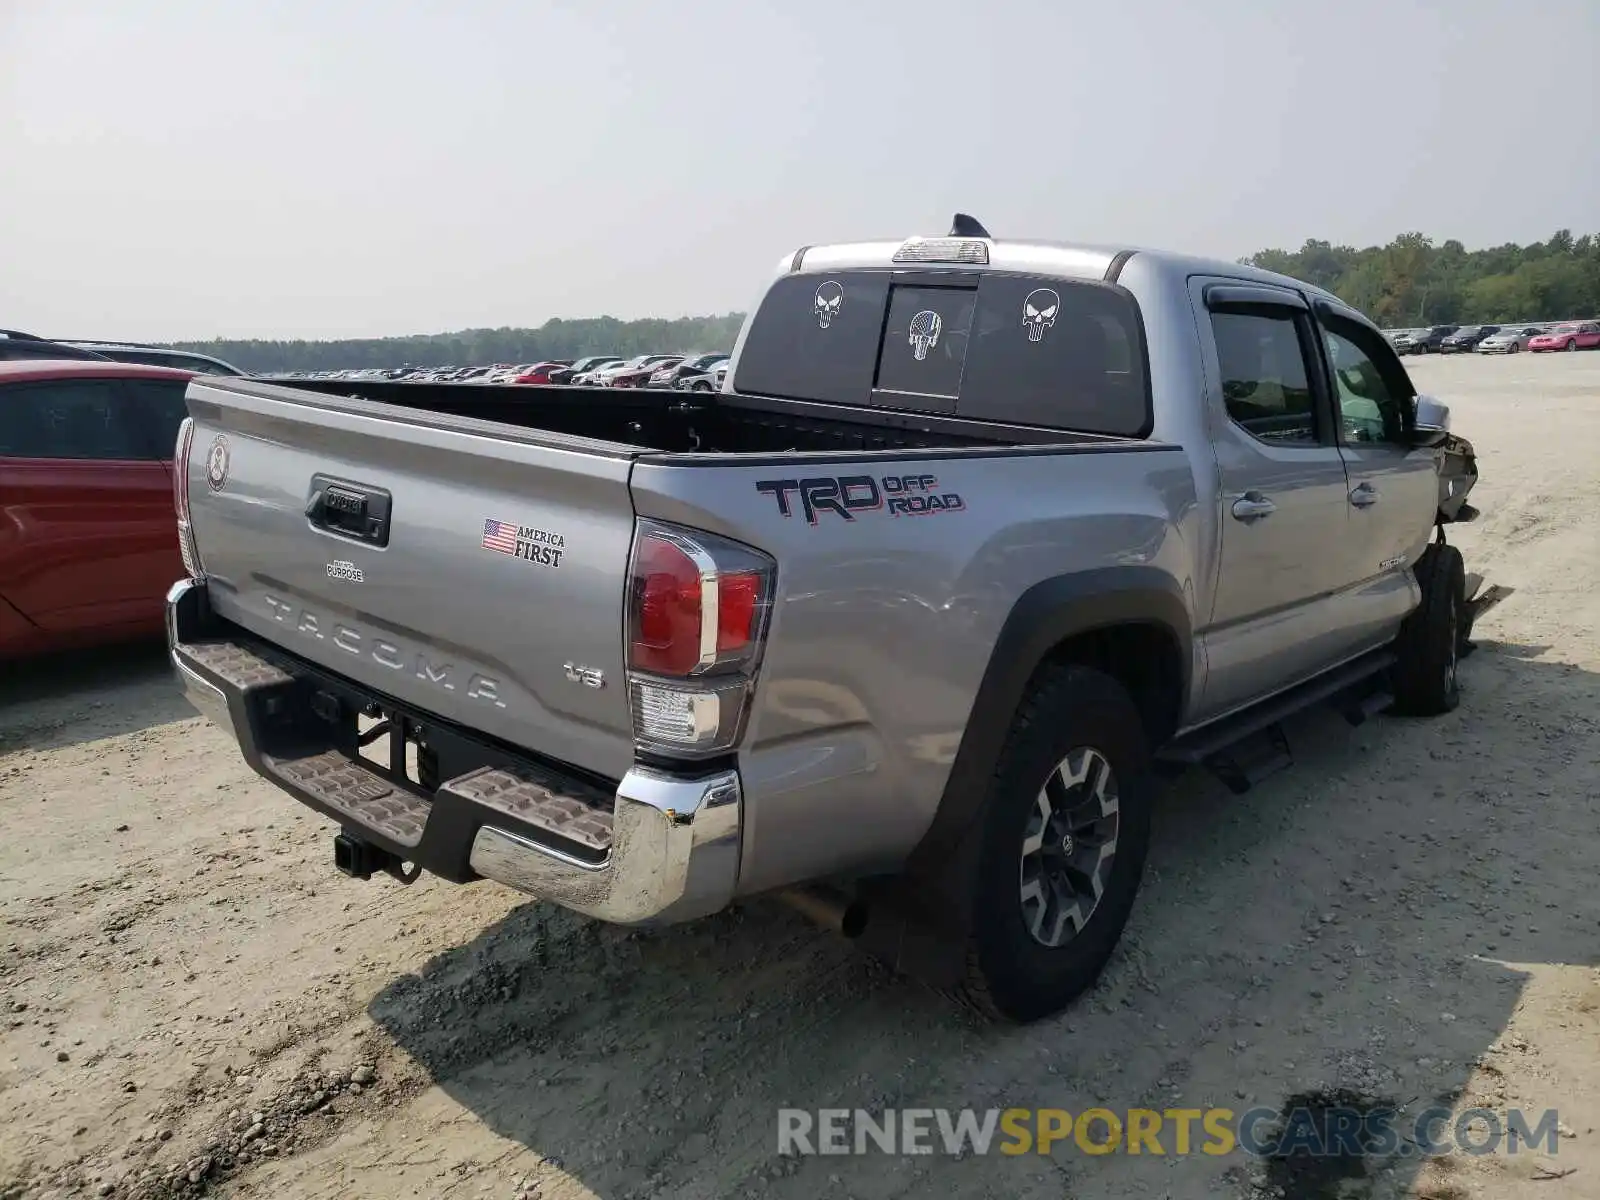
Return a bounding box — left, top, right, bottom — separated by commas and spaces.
1018, 747, 1121, 948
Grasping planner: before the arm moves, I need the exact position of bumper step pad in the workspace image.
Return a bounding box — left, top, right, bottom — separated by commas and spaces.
265, 749, 429, 849
442, 767, 614, 857
181, 640, 293, 691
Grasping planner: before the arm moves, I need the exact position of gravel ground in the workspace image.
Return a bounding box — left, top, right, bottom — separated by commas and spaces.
2, 352, 1597, 1200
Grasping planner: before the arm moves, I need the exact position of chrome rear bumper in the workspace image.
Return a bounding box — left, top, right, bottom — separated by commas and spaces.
165, 577, 741, 925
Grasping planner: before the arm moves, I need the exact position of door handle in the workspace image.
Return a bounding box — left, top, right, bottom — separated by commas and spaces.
1349, 483, 1380, 508
1230, 492, 1277, 521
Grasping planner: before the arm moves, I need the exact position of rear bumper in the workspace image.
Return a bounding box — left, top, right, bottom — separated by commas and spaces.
165, 578, 741, 925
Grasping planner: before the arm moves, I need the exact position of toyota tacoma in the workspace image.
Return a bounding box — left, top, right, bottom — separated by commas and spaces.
165, 216, 1505, 1022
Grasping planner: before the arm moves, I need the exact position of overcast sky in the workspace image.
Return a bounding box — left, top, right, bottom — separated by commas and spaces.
2, 0, 1596, 341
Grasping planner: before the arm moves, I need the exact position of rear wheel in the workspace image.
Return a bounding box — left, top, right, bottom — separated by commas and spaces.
956, 666, 1154, 1023
1392, 543, 1465, 716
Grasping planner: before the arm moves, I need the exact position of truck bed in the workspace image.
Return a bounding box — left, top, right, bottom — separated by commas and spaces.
177, 371, 1171, 788
255, 379, 1120, 457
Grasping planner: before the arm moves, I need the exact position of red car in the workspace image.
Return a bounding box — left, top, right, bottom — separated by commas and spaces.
0, 359, 192, 659
511, 360, 571, 385
1528, 321, 1600, 352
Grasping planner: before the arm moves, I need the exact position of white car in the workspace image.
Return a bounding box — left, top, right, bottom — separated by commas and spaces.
1474, 326, 1544, 355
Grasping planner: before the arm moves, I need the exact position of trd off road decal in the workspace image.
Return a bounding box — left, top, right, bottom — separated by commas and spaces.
755, 474, 966, 524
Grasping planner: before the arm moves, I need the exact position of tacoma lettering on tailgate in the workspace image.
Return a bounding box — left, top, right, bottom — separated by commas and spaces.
262, 596, 507, 708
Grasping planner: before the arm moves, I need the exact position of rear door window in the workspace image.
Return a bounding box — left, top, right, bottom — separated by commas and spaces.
1210, 311, 1321, 446
0, 380, 149, 460
958, 275, 1149, 435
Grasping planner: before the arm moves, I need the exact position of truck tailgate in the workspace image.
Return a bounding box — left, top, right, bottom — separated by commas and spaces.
181, 377, 640, 782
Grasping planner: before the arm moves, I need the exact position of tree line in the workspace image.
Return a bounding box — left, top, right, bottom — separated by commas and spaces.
1244, 228, 1599, 329
166, 231, 1598, 371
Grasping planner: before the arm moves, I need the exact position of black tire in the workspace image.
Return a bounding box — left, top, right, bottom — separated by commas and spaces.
1566, 339, 1578, 352
1392, 542, 1465, 716
1508, 342, 1519, 354
955, 666, 1155, 1023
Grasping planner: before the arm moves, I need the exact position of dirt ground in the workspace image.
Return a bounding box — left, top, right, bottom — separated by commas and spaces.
3, 353, 1597, 1200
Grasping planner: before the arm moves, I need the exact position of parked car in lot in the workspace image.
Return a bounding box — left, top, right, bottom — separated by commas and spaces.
675, 358, 731, 392
1528, 321, 1600, 352
610, 356, 685, 389
548, 356, 622, 385
66, 342, 248, 376
1, 329, 113, 362
510, 361, 572, 385
588, 354, 678, 386
1474, 326, 1544, 354
1, 359, 192, 659
648, 353, 729, 389
167, 215, 1503, 1024
1438, 325, 1499, 353
1392, 325, 1459, 355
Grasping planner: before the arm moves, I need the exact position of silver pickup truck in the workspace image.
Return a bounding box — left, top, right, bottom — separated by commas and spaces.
166, 216, 1504, 1023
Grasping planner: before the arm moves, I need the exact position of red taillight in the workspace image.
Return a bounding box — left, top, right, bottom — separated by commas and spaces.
630, 535, 705, 675
716, 571, 762, 655
626, 522, 773, 679
625, 520, 774, 757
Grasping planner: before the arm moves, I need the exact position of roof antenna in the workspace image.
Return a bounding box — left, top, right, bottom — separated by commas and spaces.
948, 213, 990, 238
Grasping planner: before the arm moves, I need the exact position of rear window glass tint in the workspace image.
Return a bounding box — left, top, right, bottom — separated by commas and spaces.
873, 285, 976, 412
731, 272, 889, 405
957, 276, 1150, 435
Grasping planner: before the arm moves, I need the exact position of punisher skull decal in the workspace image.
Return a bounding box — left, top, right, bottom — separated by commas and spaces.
1022, 288, 1060, 343
908, 310, 943, 360
813, 281, 844, 329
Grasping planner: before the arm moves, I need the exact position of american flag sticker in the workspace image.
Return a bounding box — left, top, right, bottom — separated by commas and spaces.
481, 518, 520, 555
480, 518, 569, 569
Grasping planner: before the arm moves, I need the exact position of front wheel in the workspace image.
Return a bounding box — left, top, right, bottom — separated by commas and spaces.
956, 666, 1154, 1023
1508, 342, 1519, 354
1392, 543, 1465, 716
1566, 339, 1578, 352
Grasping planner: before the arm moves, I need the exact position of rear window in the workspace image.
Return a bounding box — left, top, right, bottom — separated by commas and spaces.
733, 270, 1150, 436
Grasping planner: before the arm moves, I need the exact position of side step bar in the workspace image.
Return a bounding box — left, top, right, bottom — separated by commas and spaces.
1158, 649, 1397, 792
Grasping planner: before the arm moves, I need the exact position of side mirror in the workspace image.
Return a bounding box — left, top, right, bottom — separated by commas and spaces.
1411, 394, 1452, 448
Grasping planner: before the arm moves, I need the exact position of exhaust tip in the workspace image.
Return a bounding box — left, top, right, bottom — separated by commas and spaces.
777, 886, 868, 939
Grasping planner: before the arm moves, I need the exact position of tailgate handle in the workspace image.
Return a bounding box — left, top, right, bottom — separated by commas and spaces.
306, 474, 392, 547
